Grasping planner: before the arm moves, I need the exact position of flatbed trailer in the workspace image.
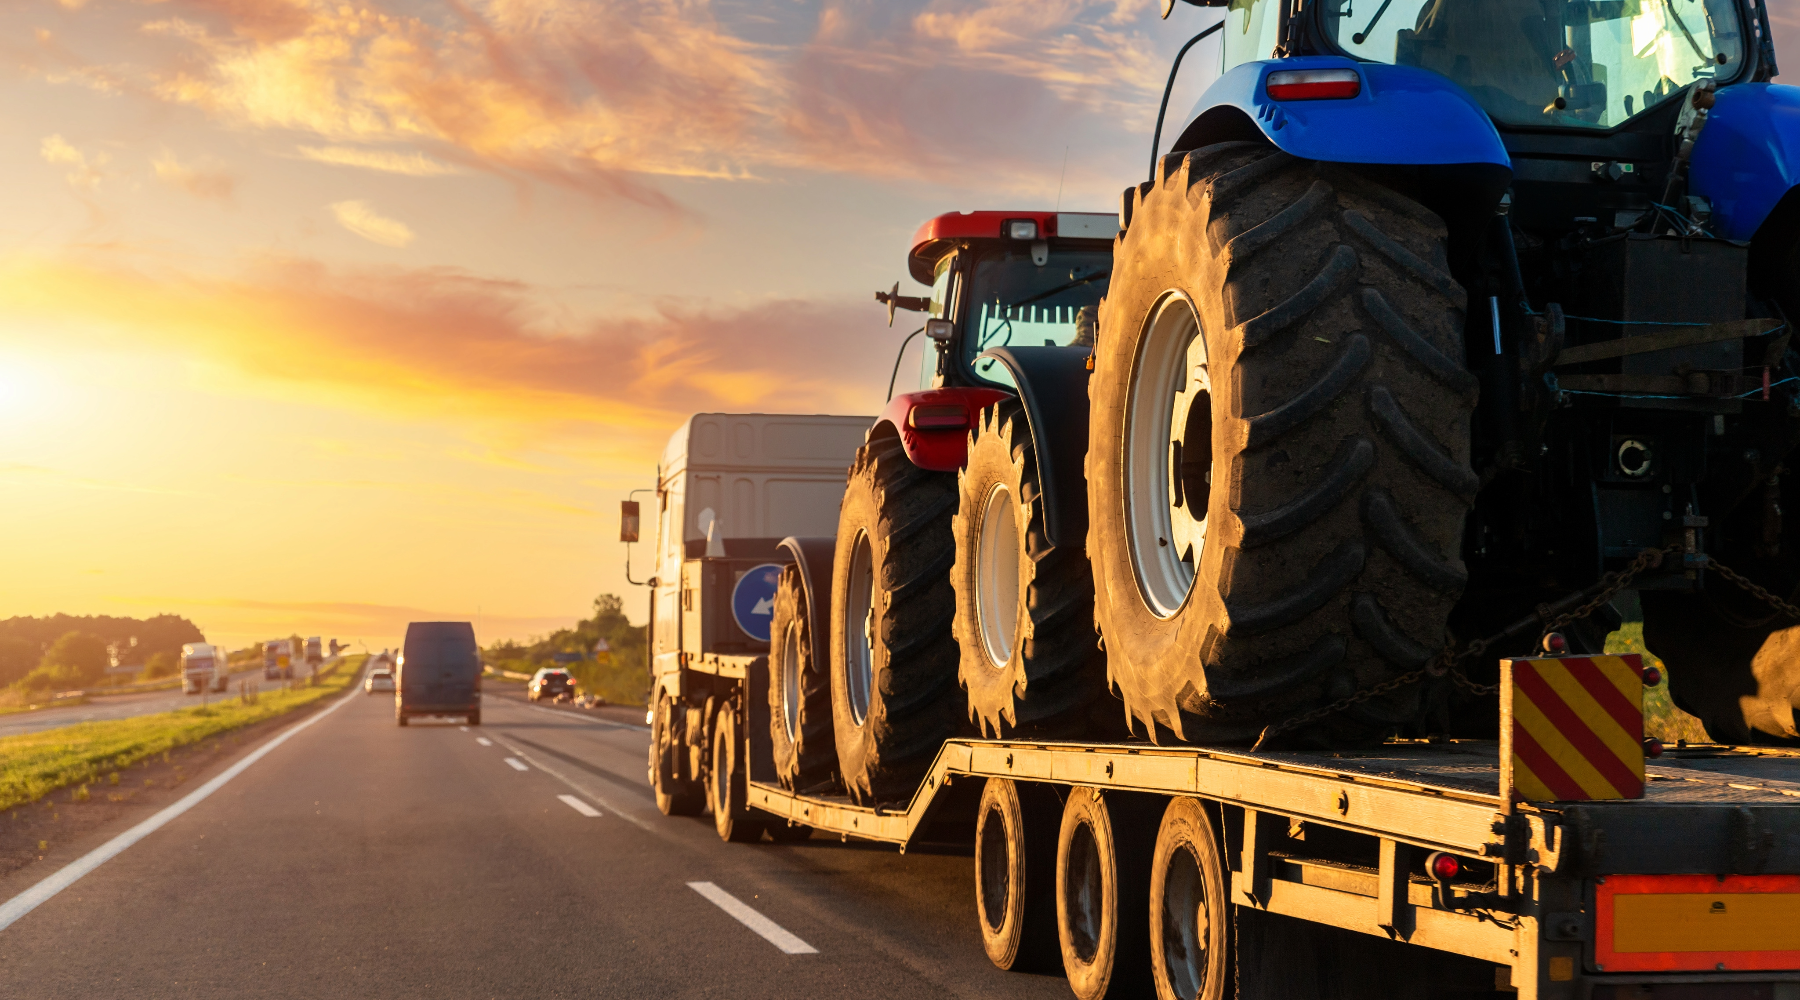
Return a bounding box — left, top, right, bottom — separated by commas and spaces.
673, 651, 1800, 1000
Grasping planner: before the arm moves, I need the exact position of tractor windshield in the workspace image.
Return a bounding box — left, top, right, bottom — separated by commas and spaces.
1317, 0, 1745, 128
963, 246, 1112, 386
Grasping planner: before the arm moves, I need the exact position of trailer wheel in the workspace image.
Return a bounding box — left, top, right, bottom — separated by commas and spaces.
1057, 788, 1154, 999
975, 777, 1060, 971
954, 400, 1110, 738
829, 432, 963, 804
770, 566, 836, 790
652, 694, 704, 816
709, 706, 765, 842
1150, 798, 1230, 1000
1090, 143, 1475, 744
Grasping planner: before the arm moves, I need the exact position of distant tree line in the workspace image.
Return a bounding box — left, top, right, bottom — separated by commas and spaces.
0, 613, 206, 693
483, 594, 648, 705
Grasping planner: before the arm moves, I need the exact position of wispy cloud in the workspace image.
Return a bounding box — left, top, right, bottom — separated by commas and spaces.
330, 200, 415, 247
297, 145, 462, 176
40, 134, 107, 191
153, 149, 237, 201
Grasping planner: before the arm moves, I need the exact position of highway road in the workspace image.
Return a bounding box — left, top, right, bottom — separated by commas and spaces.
0, 662, 337, 739
0, 683, 1069, 998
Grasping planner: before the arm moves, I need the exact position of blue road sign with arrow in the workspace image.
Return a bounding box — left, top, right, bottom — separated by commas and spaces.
731, 563, 783, 643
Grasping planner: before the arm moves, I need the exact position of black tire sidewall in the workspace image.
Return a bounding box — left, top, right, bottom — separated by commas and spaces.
1149, 798, 1231, 1000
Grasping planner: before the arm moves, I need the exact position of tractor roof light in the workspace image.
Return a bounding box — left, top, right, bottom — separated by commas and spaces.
1005, 219, 1039, 241
1266, 68, 1361, 101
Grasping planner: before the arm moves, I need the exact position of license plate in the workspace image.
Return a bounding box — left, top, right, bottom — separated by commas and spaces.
1596, 874, 1800, 972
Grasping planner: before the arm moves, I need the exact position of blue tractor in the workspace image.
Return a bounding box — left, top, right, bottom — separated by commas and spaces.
943, 0, 1800, 750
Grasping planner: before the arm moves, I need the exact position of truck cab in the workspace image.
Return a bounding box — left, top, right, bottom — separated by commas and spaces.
180, 642, 227, 694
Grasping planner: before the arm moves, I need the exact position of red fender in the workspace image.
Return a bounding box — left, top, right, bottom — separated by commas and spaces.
873, 388, 1013, 472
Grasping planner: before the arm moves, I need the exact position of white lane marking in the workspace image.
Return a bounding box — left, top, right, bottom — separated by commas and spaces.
504, 757, 529, 771
459, 726, 468, 732
475, 737, 493, 747
0, 679, 364, 933
686, 882, 817, 954
490, 737, 654, 833
557, 794, 602, 817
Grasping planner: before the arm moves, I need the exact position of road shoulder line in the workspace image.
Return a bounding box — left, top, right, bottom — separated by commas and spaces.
0, 679, 364, 933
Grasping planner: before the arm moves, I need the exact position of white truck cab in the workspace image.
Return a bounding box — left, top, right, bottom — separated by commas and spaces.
180, 642, 229, 694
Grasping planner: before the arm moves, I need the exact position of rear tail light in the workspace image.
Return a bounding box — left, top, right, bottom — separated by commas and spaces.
1266, 68, 1361, 101
909, 404, 968, 430
1427, 852, 1461, 881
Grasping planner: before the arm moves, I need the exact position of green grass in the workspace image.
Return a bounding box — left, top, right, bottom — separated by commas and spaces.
1603, 622, 1712, 744
0, 655, 368, 812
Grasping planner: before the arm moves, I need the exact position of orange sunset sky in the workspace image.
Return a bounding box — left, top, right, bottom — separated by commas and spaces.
2, 0, 1795, 653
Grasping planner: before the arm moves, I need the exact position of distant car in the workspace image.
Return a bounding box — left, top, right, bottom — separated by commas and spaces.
528, 668, 575, 703
396, 622, 482, 727
365, 669, 395, 695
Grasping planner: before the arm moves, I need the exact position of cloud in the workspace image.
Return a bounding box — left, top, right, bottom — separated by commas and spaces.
40, 134, 107, 190
297, 145, 462, 176
152, 149, 237, 201
330, 200, 415, 247
0, 253, 892, 467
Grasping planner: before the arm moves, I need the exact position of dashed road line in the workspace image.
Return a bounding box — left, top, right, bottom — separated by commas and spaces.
490, 736, 654, 832
503, 757, 529, 771
475, 737, 493, 747
557, 794, 602, 817
687, 882, 817, 954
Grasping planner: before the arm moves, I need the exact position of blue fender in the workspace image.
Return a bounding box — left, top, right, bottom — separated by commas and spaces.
1689, 83, 1800, 242
1175, 56, 1510, 169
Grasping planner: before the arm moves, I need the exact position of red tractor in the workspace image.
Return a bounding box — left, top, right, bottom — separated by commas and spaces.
769, 210, 1121, 804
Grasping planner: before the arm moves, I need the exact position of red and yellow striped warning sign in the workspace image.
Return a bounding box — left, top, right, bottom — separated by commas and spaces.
1500, 654, 1646, 802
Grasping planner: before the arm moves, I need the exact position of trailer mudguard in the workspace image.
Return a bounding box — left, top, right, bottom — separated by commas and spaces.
1171, 56, 1510, 170
776, 535, 834, 673
1690, 83, 1800, 242
972, 347, 1092, 549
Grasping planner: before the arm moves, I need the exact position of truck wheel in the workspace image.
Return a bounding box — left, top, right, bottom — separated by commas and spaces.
975, 777, 1060, 972
1056, 787, 1153, 999
954, 400, 1110, 738
769, 566, 835, 790
652, 694, 704, 816
829, 432, 963, 804
468, 711, 481, 727
1149, 798, 1230, 1000
709, 706, 765, 842
397, 712, 408, 727
1090, 142, 1476, 744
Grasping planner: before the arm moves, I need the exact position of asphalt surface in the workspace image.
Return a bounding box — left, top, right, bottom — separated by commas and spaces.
0, 666, 298, 739
0, 682, 1070, 998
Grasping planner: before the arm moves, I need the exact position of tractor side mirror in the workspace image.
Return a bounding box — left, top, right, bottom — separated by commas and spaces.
620, 500, 640, 543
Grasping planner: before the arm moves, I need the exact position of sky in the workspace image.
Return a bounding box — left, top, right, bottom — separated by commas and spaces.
1, 0, 1795, 654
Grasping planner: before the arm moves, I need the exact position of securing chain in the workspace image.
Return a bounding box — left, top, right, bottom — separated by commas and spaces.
1708, 557, 1800, 622
1250, 544, 1680, 749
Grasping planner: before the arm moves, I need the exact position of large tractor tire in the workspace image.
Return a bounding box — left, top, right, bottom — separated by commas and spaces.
1089, 142, 1478, 745
1642, 591, 1800, 745
829, 432, 964, 804
769, 565, 836, 790
953, 399, 1111, 738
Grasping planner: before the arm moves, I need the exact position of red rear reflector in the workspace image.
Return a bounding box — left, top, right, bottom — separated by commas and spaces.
1429, 853, 1461, 880
1266, 69, 1361, 101
909, 404, 967, 430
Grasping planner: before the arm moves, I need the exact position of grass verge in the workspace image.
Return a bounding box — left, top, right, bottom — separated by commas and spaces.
0, 655, 367, 812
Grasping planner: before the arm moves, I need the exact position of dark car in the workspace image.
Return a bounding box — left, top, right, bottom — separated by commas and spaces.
528, 668, 576, 703
396, 622, 482, 727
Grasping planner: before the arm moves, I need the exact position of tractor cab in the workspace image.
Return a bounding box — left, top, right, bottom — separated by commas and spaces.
880, 211, 1118, 393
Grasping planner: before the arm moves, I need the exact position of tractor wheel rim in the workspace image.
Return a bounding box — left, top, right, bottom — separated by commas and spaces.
1160, 842, 1211, 999
1125, 293, 1211, 619
976, 481, 1023, 668
845, 530, 875, 726
780, 621, 802, 742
